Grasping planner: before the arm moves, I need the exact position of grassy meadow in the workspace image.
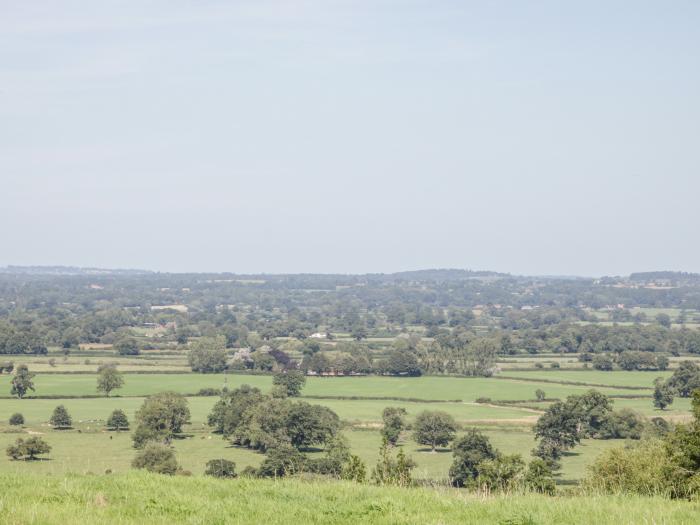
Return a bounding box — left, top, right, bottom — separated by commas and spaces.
0, 358, 681, 487
1, 471, 699, 525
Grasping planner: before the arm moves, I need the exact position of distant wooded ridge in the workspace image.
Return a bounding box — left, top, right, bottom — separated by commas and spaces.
1, 266, 698, 282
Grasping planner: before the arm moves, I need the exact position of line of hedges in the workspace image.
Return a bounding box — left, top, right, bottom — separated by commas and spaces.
495, 375, 652, 390
301, 394, 462, 403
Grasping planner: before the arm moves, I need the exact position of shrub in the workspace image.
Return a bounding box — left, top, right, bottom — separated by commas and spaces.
6, 437, 51, 460
205, 459, 237, 478
477, 454, 526, 492
197, 388, 222, 396
240, 465, 259, 477
449, 429, 498, 487
9, 413, 24, 426
582, 439, 672, 496
106, 409, 129, 431
592, 355, 614, 371
524, 458, 556, 495
341, 454, 367, 482
647, 417, 671, 437
535, 389, 546, 402
305, 435, 351, 477
132, 443, 179, 475
381, 407, 407, 446
371, 438, 414, 487
114, 338, 140, 356
257, 444, 306, 477
49, 405, 72, 429
598, 409, 645, 439
475, 397, 492, 404
132, 392, 190, 448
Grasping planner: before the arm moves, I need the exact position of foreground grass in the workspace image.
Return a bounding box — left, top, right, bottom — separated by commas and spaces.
0, 472, 698, 524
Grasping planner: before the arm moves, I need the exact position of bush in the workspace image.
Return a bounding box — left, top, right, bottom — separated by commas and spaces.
592, 355, 614, 371
9, 413, 24, 426
449, 429, 497, 487
205, 459, 237, 478
257, 445, 306, 477
132, 443, 179, 475
371, 438, 414, 487
341, 454, 367, 482
598, 409, 645, 439
197, 388, 222, 396
647, 417, 671, 437
583, 439, 672, 496
114, 338, 140, 356
6, 437, 51, 460
49, 405, 72, 429
475, 397, 492, 404
106, 409, 129, 431
525, 458, 556, 495
477, 454, 526, 492
381, 407, 407, 446
535, 389, 546, 402
132, 392, 190, 448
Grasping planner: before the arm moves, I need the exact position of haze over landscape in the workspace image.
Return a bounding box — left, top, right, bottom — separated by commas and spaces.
2, 1, 699, 276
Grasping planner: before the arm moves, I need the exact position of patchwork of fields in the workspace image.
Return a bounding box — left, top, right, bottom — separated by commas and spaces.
0, 359, 688, 485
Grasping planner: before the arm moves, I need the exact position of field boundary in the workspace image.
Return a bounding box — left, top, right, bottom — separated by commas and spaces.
494, 375, 653, 391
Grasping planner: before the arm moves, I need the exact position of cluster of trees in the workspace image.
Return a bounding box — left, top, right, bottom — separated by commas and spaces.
378, 406, 555, 492
585, 390, 700, 499
591, 351, 669, 371
533, 391, 646, 468
449, 429, 555, 493
207, 385, 340, 452
132, 392, 191, 448
6, 437, 51, 460
653, 361, 700, 409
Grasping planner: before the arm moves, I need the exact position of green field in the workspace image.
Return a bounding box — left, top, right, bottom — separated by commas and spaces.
0, 396, 535, 428
0, 426, 616, 482
0, 373, 644, 400
0, 471, 698, 525
499, 370, 667, 388
0, 369, 692, 489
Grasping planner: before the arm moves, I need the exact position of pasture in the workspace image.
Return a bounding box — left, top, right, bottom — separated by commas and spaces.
0, 365, 686, 485
0, 372, 647, 400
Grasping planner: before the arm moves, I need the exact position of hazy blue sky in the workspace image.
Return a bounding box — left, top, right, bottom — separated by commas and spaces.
1, 1, 698, 276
